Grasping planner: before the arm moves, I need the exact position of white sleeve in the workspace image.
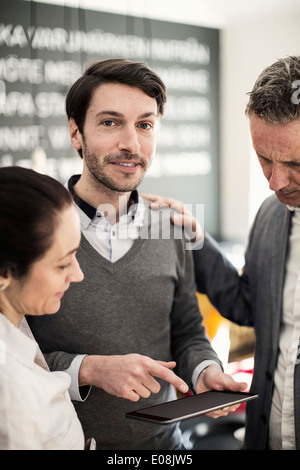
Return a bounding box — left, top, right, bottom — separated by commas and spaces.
63, 354, 91, 402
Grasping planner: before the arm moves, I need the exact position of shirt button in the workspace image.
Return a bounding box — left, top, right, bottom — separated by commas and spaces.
265, 371, 272, 380
260, 414, 267, 424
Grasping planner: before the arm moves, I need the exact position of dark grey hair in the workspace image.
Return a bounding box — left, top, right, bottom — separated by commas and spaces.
245, 56, 300, 124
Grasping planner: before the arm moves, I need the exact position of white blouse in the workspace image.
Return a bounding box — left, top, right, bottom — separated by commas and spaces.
0, 313, 84, 450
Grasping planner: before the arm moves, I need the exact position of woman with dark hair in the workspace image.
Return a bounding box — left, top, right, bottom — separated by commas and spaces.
0, 166, 85, 450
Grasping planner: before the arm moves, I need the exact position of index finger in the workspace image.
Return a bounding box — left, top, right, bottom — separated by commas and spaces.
150, 362, 189, 394
142, 194, 179, 208
141, 193, 160, 201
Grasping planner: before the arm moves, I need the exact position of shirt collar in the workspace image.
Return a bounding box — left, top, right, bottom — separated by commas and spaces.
0, 313, 39, 367
68, 175, 142, 228
288, 205, 300, 213
68, 175, 97, 220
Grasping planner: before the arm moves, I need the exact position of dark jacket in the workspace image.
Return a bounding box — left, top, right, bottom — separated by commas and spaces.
193, 194, 296, 449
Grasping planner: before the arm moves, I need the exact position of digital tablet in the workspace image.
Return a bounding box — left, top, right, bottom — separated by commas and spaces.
126, 390, 259, 424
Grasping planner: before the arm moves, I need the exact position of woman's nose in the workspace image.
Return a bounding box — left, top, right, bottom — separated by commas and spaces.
68, 259, 84, 284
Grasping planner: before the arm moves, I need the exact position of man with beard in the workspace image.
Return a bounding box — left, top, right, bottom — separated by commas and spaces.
29, 59, 246, 450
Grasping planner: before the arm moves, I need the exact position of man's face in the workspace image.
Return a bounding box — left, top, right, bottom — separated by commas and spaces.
71, 82, 159, 193
250, 115, 300, 207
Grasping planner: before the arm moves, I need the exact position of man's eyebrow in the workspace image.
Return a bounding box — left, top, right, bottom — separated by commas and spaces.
257, 152, 300, 165
95, 111, 123, 119
256, 153, 268, 159
256, 152, 272, 161
95, 111, 158, 119
138, 112, 158, 119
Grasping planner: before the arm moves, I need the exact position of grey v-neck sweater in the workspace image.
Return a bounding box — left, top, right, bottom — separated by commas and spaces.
30, 206, 220, 450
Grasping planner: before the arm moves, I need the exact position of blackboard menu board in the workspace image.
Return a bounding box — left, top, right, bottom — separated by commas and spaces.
0, 0, 220, 236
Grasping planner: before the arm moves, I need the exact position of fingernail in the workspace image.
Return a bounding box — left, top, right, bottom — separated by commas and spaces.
180, 384, 188, 393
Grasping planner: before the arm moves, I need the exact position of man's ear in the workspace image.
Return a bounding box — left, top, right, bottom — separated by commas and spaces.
69, 118, 83, 152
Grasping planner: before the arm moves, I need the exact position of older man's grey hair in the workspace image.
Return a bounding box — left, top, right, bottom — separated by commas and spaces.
246, 56, 300, 124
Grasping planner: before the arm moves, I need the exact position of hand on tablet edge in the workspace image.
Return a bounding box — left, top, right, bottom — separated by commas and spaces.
195, 364, 248, 419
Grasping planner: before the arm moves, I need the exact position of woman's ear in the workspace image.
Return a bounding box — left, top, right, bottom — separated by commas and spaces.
69, 118, 83, 152
0, 269, 11, 291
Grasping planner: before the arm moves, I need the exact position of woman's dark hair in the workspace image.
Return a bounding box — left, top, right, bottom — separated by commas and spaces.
0, 166, 73, 280
65, 58, 167, 157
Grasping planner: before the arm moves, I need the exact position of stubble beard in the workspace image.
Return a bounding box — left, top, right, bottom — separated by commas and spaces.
82, 141, 150, 194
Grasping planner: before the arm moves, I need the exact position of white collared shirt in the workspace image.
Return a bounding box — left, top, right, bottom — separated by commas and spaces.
269, 207, 300, 449
78, 196, 146, 262
0, 314, 84, 450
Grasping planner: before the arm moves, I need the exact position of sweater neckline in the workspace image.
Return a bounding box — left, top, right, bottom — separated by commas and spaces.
78, 202, 151, 273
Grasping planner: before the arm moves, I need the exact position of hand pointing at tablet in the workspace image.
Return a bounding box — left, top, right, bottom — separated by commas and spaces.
79, 353, 189, 402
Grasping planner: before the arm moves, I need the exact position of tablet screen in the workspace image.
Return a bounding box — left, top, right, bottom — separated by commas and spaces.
126, 390, 258, 424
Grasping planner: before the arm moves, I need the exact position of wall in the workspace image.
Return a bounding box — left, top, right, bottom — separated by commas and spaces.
220, 8, 300, 240
0, 0, 221, 237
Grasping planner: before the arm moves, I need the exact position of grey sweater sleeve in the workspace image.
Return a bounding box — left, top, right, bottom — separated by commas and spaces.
43, 350, 78, 371
170, 243, 222, 387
